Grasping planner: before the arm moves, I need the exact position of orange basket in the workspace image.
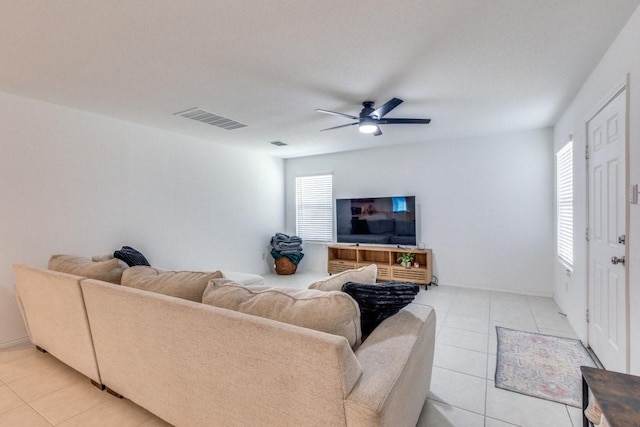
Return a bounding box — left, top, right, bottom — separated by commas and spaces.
274, 257, 297, 275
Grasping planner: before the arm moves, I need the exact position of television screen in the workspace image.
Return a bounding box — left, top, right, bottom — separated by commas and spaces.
336, 196, 417, 246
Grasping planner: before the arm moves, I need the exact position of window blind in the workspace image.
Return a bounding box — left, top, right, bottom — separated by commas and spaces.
556, 141, 573, 269
295, 174, 333, 242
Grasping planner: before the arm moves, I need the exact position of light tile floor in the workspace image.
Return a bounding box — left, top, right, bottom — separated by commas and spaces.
0, 274, 585, 426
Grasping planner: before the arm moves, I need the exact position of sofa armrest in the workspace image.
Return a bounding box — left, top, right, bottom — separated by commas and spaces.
12, 265, 102, 385
345, 303, 436, 427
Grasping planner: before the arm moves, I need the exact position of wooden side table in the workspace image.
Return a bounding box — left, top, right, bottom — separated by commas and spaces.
581, 366, 640, 427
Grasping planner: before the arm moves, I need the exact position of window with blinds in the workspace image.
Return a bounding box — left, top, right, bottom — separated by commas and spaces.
295, 174, 333, 242
556, 141, 573, 269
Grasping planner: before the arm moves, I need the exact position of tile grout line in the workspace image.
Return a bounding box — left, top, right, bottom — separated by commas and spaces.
428, 388, 487, 418
526, 294, 543, 334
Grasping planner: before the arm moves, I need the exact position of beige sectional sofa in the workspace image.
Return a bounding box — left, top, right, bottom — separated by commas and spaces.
13, 262, 436, 427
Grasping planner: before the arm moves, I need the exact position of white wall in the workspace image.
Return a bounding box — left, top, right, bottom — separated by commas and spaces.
0, 91, 284, 347
285, 129, 555, 296
553, 5, 640, 374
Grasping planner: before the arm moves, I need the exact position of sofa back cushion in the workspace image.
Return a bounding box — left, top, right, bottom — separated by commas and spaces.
48, 254, 126, 284
121, 266, 222, 302
308, 264, 377, 292
203, 279, 362, 348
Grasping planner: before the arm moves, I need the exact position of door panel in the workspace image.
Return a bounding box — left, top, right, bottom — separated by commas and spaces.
587, 89, 627, 372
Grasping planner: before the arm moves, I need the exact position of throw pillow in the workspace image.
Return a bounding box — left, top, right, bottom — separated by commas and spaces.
202, 279, 362, 348
341, 281, 419, 336
121, 266, 222, 302
113, 246, 150, 267
48, 254, 127, 284
91, 254, 129, 269
308, 264, 377, 292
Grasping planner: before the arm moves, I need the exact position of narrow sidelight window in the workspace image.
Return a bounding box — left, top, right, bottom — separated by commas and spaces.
556, 140, 573, 269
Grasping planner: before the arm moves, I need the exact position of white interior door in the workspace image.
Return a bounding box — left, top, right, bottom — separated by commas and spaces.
587, 88, 628, 372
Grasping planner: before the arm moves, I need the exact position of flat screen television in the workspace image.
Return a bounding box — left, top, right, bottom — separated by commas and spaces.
336, 196, 417, 246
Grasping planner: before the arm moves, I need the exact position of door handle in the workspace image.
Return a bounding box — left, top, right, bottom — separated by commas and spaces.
611, 256, 625, 265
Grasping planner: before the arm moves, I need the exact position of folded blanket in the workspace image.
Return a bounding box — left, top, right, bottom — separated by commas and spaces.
271, 233, 303, 247
341, 281, 419, 336
273, 241, 302, 250
271, 249, 305, 265
277, 249, 303, 255
271, 233, 304, 253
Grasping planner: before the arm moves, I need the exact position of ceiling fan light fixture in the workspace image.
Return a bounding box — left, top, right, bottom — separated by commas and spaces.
359, 118, 378, 134
359, 124, 378, 134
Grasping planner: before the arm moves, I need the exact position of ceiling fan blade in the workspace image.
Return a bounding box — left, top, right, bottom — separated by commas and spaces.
377, 118, 431, 125
373, 127, 382, 136
315, 109, 358, 120
371, 98, 403, 118
320, 122, 358, 132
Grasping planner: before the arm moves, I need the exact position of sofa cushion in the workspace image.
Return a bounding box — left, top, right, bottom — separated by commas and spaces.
121, 266, 222, 302
91, 254, 130, 269
48, 255, 126, 284
342, 281, 420, 336
203, 279, 362, 348
114, 246, 150, 267
308, 264, 377, 292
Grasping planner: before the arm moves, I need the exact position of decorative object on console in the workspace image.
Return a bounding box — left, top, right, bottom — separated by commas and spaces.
308, 264, 377, 291
397, 252, 415, 268
270, 233, 304, 275
113, 245, 150, 267
341, 281, 420, 336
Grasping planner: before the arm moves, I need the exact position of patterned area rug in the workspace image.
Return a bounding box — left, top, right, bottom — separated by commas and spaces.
495, 327, 596, 407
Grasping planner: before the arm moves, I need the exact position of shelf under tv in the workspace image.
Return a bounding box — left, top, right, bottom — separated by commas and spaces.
327, 245, 433, 286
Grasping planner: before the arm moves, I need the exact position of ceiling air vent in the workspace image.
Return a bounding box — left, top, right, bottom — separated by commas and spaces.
174, 107, 247, 130
270, 141, 287, 146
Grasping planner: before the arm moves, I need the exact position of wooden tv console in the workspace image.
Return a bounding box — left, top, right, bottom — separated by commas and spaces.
327, 245, 433, 285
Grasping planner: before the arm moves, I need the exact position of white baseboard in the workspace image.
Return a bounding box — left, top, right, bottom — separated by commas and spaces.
437, 282, 554, 298
0, 336, 31, 349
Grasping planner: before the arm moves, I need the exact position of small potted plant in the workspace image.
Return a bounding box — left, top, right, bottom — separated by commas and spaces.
398, 253, 415, 268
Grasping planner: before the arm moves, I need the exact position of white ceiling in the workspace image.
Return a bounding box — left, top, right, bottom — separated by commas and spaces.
1, 1, 638, 158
